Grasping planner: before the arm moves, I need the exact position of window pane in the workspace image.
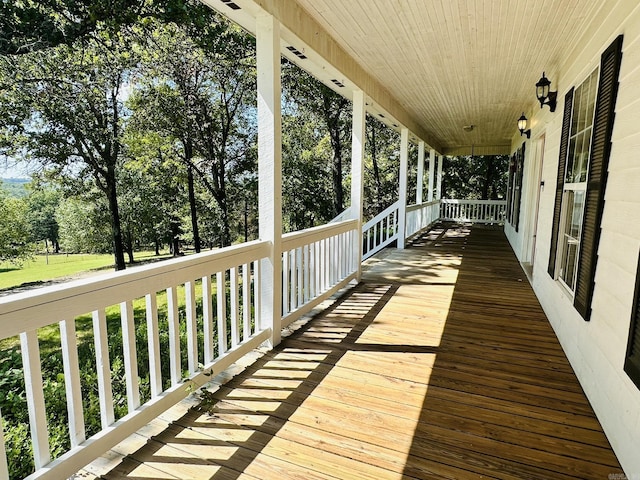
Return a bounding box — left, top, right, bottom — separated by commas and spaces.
566, 136, 577, 182
571, 84, 582, 134
559, 190, 585, 291
585, 70, 598, 129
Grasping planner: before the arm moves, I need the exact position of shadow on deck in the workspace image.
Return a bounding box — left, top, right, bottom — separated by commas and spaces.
90, 223, 623, 479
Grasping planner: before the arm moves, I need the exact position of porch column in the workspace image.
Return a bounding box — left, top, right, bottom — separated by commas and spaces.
416, 141, 425, 204
257, 13, 282, 347
350, 90, 366, 281
398, 127, 409, 249
436, 154, 443, 199
428, 148, 435, 201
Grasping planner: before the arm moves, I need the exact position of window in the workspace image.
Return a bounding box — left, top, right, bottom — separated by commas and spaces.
548, 35, 623, 320
557, 69, 598, 291
506, 143, 525, 230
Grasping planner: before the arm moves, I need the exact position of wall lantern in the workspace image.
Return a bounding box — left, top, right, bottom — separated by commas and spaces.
536, 72, 557, 112
517, 113, 531, 138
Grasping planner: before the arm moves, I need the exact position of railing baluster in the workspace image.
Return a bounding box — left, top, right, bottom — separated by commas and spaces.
230, 267, 240, 348
92, 310, 115, 427
20, 330, 50, 469
282, 251, 289, 316
185, 281, 197, 375
253, 260, 261, 333
166, 286, 181, 385
145, 293, 162, 398
297, 247, 304, 306
309, 242, 316, 299
217, 271, 227, 355
0, 409, 8, 478
303, 244, 310, 303
59, 319, 86, 447
202, 276, 214, 364
322, 238, 328, 291
120, 300, 140, 413
242, 263, 251, 340
290, 249, 297, 310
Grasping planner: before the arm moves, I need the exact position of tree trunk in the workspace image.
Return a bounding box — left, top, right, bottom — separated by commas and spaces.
370, 122, 382, 212
125, 229, 134, 264
54, 239, 60, 254
244, 195, 249, 243
187, 163, 201, 253
481, 156, 494, 200
170, 220, 181, 256
105, 169, 126, 271
154, 238, 160, 256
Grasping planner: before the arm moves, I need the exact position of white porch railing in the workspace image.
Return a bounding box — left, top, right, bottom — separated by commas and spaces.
406, 200, 441, 238
281, 219, 358, 327
440, 199, 506, 224
0, 198, 507, 479
362, 200, 400, 260
0, 219, 359, 480
0, 240, 272, 480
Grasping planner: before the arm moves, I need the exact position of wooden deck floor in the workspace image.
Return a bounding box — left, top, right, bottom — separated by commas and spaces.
91, 223, 623, 479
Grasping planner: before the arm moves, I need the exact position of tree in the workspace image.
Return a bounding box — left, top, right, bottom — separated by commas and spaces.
0, 0, 224, 55
55, 196, 112, 254
131, 18, 257, 247
282, 60, 352, 217
25, 184, 61, 253
281, 112, 334, 231
0, 31, 139, 270
442, 155, 509, 200
363, 116, 400, 219
0, 189, 32, 263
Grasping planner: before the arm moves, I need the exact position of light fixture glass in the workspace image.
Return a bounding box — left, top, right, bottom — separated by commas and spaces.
517, 112, 531, 139
535, 72, 557, 112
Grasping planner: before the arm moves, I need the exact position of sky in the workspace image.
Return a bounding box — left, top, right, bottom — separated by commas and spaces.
1, 160, 30, 179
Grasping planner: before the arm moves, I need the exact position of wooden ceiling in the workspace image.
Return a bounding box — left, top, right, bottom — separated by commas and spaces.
205, 0, 614, 154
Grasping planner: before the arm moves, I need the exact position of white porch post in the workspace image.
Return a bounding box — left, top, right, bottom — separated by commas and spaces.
398, 127, 409, 249
436, 154, 443, 199
257, 13, 282, 347
428, 148, 435, 202
416, 141, 425, 204
350, 90, 366, 280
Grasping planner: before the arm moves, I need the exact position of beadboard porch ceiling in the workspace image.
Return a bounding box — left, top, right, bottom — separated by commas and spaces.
204, 0, 612, 155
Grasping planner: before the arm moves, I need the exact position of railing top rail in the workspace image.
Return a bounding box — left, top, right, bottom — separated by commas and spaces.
406, 199, 440, 212
362, 200, 401, 231
0, 239, 270, 339
440, 199, 507, 205
281, 218, 358, 251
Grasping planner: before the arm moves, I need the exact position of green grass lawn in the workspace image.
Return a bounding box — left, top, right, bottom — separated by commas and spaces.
0, 250, 172, 291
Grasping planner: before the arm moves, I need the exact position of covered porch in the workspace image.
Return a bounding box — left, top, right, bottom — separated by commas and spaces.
81, 224, 622, 479
2, 0, 639, 477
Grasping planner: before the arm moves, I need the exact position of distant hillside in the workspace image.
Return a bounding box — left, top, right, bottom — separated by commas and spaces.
1, 178, 30, 198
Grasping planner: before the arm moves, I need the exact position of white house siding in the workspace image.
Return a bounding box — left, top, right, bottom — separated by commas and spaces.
506, 1, 640, 474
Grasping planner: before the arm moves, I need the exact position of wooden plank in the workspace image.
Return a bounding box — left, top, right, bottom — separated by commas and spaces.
89, 224, 623, 480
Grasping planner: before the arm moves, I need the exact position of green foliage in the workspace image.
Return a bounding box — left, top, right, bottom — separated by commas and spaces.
282, 60, 352, 218
0, 178, 29, 198
442, 155, 509, 200
0, 275, 252, 479
24, 184, 61, 250
0, 190, 33, 264
363, 115, 401, 220
55, 197, 112, 253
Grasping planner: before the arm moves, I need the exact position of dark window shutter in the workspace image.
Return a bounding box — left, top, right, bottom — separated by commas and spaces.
625, 250, 640, 390
574, 34, 624, 320
514, 142, 526, 232
548, 88, 574, 278
506, 154, 515, 224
